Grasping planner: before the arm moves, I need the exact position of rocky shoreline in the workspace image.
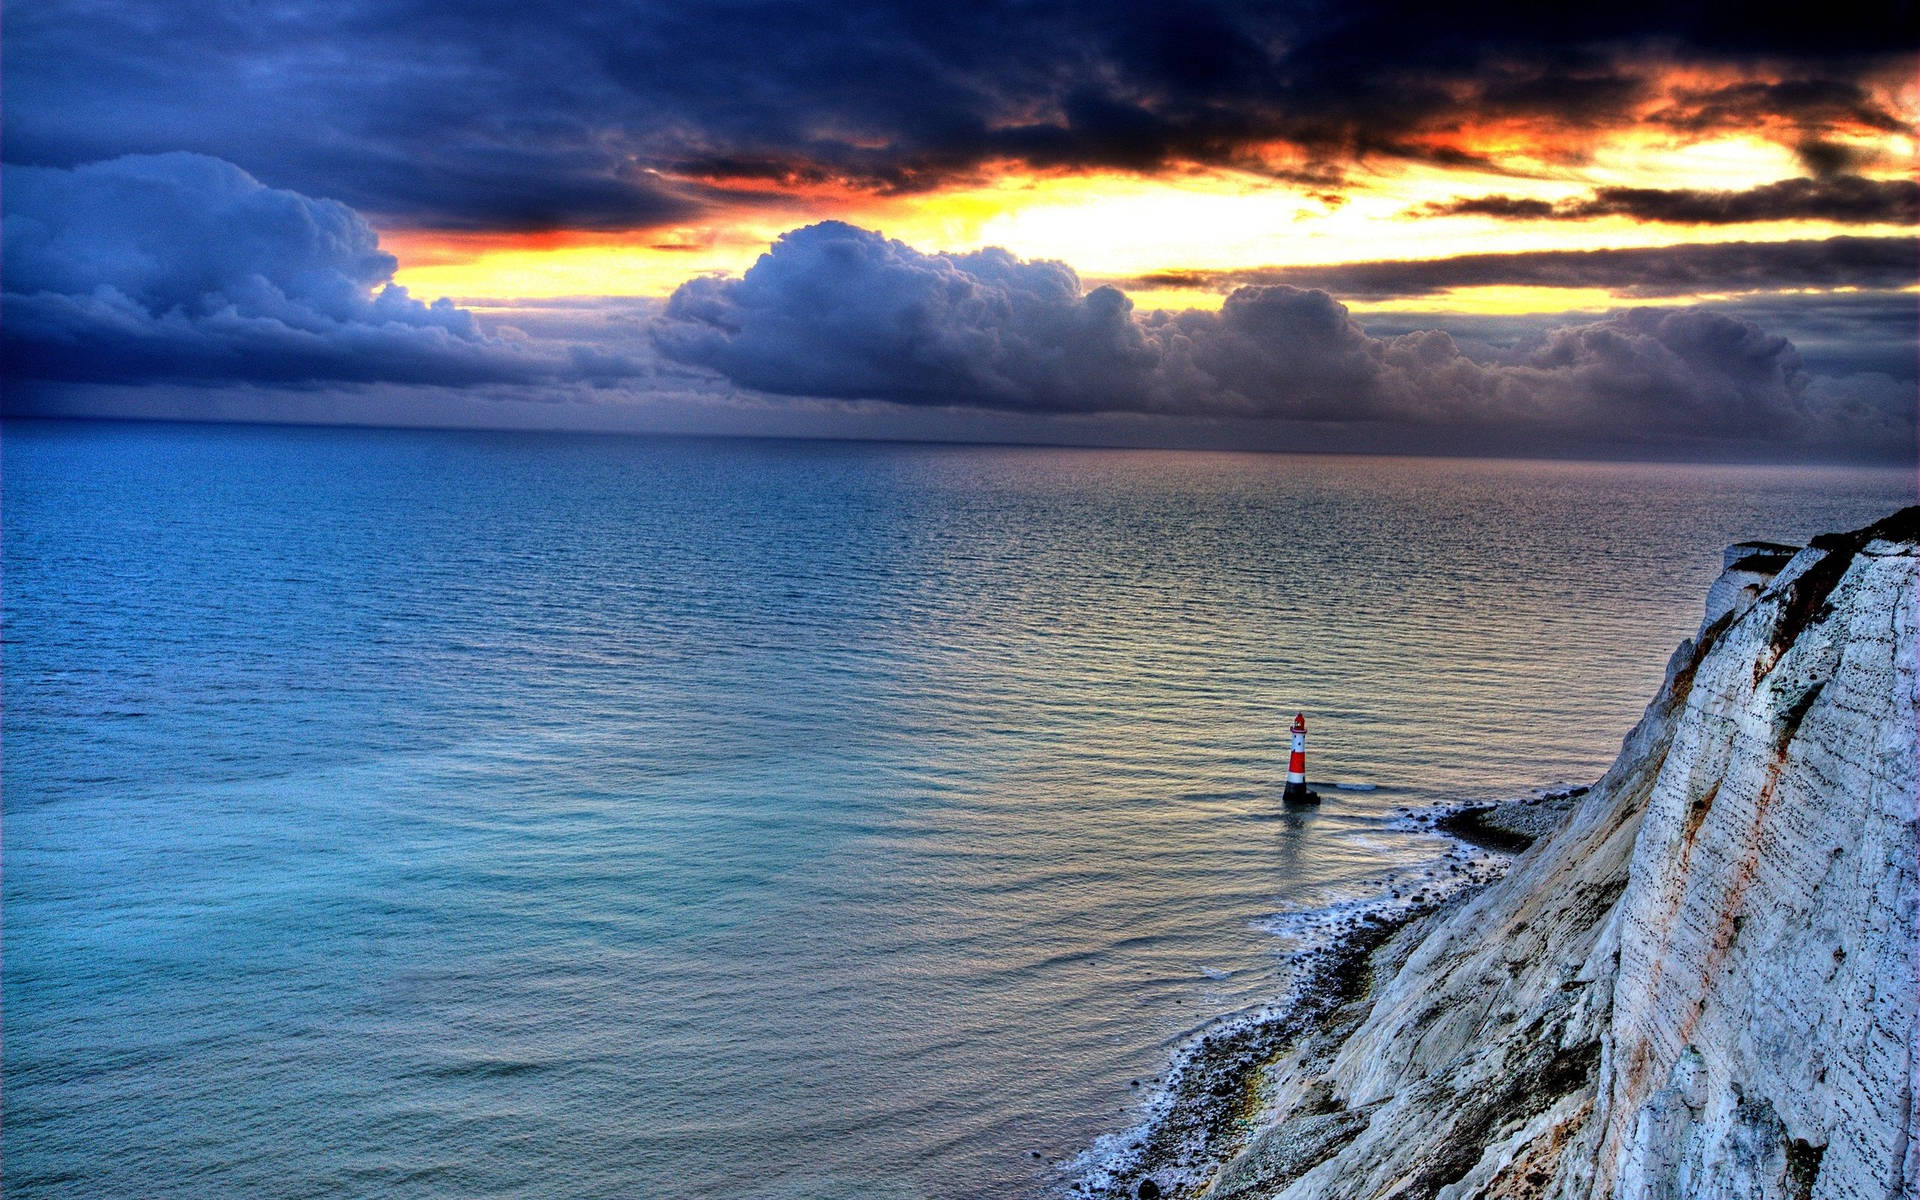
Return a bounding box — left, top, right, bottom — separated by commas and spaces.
1072, 793, 1542, 1199
1072, 895, 1459, 1200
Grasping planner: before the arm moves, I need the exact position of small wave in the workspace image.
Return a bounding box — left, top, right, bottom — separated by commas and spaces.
1258, 844, 1505, 943
1172, 789, 1267, 805
411, 1057, 555, 1081
1332, 781, 1376, 792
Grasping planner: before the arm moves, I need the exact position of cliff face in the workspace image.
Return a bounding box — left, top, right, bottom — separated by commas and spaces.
1205, 510, 1918, 1200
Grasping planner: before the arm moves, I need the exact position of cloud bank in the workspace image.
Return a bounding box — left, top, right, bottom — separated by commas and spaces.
1424, 176, 1918, 225
1, 154, 636, 387
655, 222, 1913, 452
5, 158, 1907, 460
1123, 237, 1918, 299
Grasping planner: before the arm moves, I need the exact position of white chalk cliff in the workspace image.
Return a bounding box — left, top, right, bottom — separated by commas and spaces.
1205, 509, 1918, 1200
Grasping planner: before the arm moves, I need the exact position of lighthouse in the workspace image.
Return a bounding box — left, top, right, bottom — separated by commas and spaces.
1283, 712, 1319, 805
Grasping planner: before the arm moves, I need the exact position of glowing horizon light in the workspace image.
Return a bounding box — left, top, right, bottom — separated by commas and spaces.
384, 120, 1918, 305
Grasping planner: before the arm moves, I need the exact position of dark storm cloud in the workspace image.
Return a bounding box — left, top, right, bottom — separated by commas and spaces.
0, 154, 647, 386
1359, 292, 1917, 384
1650, 79, 1912, 136
654, 223, 1911, 452
1703, 293, 1919, 381
1794, 140, 1868, 178
1423, 176, 1919, 225
5, 0, 1913, 228
1122, 237, 1918, 299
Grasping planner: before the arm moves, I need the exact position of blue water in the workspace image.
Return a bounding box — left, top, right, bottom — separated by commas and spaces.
4, 419, 1910, 1198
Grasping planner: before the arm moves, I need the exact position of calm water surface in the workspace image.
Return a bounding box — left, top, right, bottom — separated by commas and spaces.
4, 420, 1910, 1197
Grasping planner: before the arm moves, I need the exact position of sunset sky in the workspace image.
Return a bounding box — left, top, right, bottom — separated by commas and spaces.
4, 1, 1915, 458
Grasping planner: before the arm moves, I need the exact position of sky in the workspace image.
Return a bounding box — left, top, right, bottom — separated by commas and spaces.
3, 0, 1916, 460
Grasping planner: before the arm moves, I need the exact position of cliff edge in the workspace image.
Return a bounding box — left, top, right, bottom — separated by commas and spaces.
1204, 508, 1918, 1200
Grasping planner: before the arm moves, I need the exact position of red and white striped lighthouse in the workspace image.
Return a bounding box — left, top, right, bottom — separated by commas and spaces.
1283, 712, 1317, 804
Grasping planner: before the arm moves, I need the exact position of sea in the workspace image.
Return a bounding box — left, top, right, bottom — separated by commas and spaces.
4, 418, 1911, 1198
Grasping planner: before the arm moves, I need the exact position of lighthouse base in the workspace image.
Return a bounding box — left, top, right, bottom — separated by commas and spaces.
1283, 781, 1320, 806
